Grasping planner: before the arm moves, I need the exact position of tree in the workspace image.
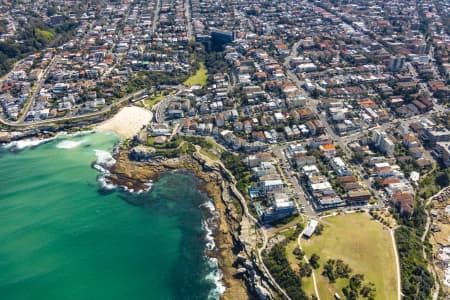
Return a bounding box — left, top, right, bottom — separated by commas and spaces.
315, 223, 324, 235
335, 259, 352, 278
263, 244, 308, 300
360, 282, 376, 299
47, 7, 57, 17
436, 171, 449, 188
299, 262, 312, 278
342, 286, 358, 300
293, 247, 304, 260
322, 259, 336, 283
349, 274, 364, 291
310, 253, 320, 269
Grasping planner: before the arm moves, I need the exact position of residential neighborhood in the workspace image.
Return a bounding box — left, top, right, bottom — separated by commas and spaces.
0, 0, 449, 299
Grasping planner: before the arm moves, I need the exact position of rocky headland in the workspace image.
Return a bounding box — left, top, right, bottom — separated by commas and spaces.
104, 146, 256, 300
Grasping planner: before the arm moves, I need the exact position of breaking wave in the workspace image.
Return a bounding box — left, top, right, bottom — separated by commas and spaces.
56, 140, 85, 149
94, 149, 116, 167
92, 149, 117, 191
93, 149, 153, 194
200, 200, 225, 300
3, 137, 54, 151
206, 257, 226, 300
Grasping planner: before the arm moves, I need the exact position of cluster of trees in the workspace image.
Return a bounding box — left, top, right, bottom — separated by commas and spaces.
369, 211, 392, 228
315, 223, 324, 235
263, 243, 309, 300
298, 261, 313, 278
316, 257, 376, 300
204, 51, 229, 79
292, 247, 312, 278
395, 226, 434, 299
0, 16, 77, 76
342, 274, 376, 300
322, 259, 352, 283
293, 247, 304, 260
220, 151, 252, 196
293, 246, 313, 279
391, 162, 450, 299
125, 70, 189, 93
309, 253, 320, 269
435, 169, 450, 188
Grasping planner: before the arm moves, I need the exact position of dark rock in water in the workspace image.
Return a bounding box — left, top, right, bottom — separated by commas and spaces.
98, 188, 115, 196
83, 144, 92, 148
119, 193, 147, 206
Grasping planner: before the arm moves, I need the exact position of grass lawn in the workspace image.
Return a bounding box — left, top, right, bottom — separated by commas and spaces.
285, 239, 301, 270
285, 236, 316, 298
183, 62, 208, 87
302, 276, 315, 298
144, 92, 165, 108
302, 213, 398, 300
200, 148, 219, 161
35, 28, 55, 40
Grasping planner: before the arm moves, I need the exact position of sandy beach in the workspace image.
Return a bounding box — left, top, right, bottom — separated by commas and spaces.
96, 106, 153, 138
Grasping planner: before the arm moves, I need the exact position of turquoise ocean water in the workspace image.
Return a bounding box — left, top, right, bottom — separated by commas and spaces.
0, 132, 223, 300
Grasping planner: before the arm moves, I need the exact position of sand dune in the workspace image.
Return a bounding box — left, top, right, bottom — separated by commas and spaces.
96, 106, 153, 138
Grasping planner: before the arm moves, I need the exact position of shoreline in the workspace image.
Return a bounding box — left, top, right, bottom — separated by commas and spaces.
96, 106, 153, 139
1, 126, 257, 299
0, 105, 152, 144
102, 147, 252, 300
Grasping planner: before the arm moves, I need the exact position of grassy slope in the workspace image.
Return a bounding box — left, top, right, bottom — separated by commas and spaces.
302, 213, 398, 300
183, 62, 208, 87
35, 28, 55, 40
285, 239, 316, 298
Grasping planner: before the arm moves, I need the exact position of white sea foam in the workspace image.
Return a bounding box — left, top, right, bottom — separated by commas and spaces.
120, 180, 153, 194
201, 200, 219, 251
93, 149, 153, 194
206, 257, 226, 300
94, 149, 116, 167
94, 162, 117, 191
92, 149, 117, 191
201, 200, 216, 212
3, 137, 54, 151
202, 219, 216, 251
56, 140, 85, 149
64, 130, 94, 137
97, 175, 117, 190
55, 130, 94, 138
200, 200, 225, 300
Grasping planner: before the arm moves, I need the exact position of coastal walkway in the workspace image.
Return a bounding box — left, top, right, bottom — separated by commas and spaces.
193, 147, 292, 300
